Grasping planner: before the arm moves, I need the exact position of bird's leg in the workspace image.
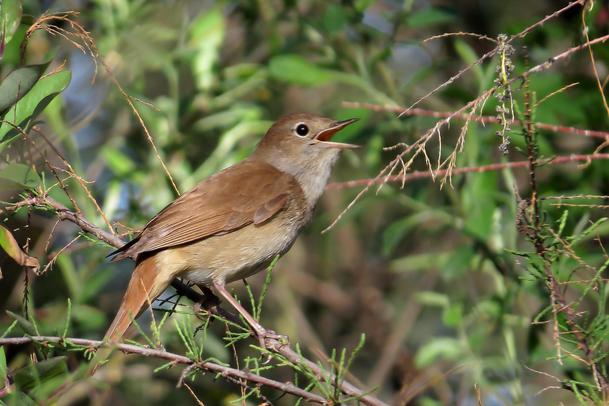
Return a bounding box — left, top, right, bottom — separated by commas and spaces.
212, 279, 287, 350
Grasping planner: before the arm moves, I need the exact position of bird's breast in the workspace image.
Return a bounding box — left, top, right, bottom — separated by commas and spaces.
154, 195, 309, 286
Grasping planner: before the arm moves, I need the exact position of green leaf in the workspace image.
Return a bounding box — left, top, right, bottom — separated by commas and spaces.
80, 268, 114, 303
190, 8, 225, 91
323, 4, 348, 34
2, 23, 26, 65
462, 171, 497, 240
0, 163, 41, 189
415, 291, 449, 307
101, 147, 136, 176
0, 0, 22, 49
0, 69, 71, 142
268, 55, 334, 86
0, 346, 7, 386
355, 0, 375, 12
382, 212, 434, 255
71, 304, 106, 330
454, 40, 484, 90
268, 55, 395, 103
57, 254, 80, 302
0, 64, 49, 113
442, 303, 463, 327
443, 246, 475, 279
6, 310, 36, 335
415, 337, 463, 367
406, 8, 455, 28
0, 225, 40, 272
12, 357, 68, 392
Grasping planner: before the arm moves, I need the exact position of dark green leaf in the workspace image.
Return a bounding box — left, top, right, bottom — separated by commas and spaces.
0, 70, 71, 141
0, 64, 49, 113
12, 357, 68, 392
6, 310, 36, 336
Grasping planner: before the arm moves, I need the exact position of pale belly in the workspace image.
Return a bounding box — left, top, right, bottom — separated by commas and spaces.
153, 220, 299, 287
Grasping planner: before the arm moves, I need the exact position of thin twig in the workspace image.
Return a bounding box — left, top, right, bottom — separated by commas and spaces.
326, 32, 609, 232
326, 153, 609, 190
0, 336, 327, 404
342, 102, 609, 141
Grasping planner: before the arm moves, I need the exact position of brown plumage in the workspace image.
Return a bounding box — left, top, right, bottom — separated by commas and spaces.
100, 113, 358, 351
109, 161, 297, 261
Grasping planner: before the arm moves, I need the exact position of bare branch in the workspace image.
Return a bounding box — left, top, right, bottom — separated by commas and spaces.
327, 153, 609, 191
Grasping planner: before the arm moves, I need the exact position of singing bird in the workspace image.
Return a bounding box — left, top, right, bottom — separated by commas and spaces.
103, 113, 358, 345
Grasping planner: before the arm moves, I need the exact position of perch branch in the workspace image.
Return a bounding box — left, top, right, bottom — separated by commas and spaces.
0, 336, 327, 404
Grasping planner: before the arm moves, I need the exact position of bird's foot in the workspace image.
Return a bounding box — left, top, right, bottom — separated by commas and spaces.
194, 284, 234, 322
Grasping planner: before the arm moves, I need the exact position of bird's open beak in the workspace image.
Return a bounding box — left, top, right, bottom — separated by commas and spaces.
315, 118, 359, 149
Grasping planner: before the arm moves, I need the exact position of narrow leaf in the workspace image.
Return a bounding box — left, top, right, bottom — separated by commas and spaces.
0, 224, 40, 272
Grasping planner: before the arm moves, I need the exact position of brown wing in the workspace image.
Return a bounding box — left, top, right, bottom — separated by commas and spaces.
111, 160, 295, 260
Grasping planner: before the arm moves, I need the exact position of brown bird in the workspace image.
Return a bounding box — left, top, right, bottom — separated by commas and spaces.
102, 113, 358, 346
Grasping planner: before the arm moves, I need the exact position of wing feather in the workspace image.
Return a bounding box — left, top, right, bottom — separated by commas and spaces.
111, 160, 296, 260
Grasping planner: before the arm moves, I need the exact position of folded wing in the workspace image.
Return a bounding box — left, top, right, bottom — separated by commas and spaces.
110, 160, 296, 261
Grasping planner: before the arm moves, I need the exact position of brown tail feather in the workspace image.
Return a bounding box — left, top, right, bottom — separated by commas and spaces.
103, 256, 165, 342
89, 255, 173, 376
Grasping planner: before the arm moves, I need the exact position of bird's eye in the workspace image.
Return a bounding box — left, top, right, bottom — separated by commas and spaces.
295, 123, 309, 137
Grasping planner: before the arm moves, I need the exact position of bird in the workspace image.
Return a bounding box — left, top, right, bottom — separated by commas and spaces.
102, 113, 358, 346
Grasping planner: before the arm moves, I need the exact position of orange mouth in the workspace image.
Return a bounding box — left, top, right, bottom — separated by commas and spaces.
315, 118, 358, 142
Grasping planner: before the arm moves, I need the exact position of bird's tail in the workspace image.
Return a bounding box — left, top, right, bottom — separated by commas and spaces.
89, 256, 171, 375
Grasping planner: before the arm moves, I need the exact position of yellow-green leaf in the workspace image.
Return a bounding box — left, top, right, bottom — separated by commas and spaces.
0, 224, 39, 274
0, 0, 22, 49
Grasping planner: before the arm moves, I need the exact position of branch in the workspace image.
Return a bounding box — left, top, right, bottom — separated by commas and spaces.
519, 74, 608, 394
0, 336, 327, 404
398, 0, 587, 117
327, 153, 609, 191
4, 195, 387, 406
343, 102, 609, 141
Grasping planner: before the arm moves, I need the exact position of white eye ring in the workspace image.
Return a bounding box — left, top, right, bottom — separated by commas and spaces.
294, 123, 310, 137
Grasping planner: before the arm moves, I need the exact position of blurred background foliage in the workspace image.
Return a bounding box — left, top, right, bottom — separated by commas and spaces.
1, 0, 609, 404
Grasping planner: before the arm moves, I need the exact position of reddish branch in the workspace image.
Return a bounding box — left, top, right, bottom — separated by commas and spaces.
343, 102, 609, 141
327, 153, 609, 190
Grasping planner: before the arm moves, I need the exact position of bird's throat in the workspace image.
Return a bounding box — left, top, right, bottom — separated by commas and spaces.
254, 148, 340, 209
